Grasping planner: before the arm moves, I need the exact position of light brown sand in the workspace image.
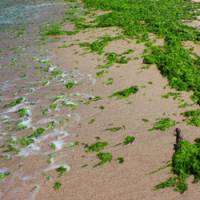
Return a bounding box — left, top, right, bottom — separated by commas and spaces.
34, 25, 200, 200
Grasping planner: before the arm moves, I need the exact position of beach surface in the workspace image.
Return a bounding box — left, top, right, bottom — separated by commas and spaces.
1, 1, 200, 200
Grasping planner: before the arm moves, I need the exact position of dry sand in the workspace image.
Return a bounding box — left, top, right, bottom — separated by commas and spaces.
1, 1, 200, 200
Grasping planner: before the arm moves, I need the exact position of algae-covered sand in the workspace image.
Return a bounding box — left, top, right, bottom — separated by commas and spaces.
1, 0, 200, 199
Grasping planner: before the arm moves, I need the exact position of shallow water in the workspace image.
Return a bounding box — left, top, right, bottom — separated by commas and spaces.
0, 1, 98, 199
0, 0, 66, 25
0, 1, 73, 199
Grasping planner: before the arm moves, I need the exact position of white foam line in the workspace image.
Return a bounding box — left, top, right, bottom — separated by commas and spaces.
0, 101, 28, 115
70, 92, 94, 99
51, 129, 70, 139
36, 118, 57, 125
18, 129, 70, 157
18, 143, 41, 157
0, 96, 15, 101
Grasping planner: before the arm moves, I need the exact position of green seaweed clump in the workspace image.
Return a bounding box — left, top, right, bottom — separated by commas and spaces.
4, 97, 24, 108
18, 128, 45, 146
56, 165, 70, 177
96, 70, 108, 77
96, 152, 112, 165
53, 181, 62, 190
86, 141, 108, 152
51, 69, 64, 79
105, 126, 125, 132
30, 128, 45, 138
3, 137, 19, 153
41, 23, 65, 36
99, 51, 131, 69
150, 118, 175, 131
155, 177, 177, 190
111, 86, 138, 98
182, 109, 200, 127
65, 81, 77, 89
123, 136, 135, 145
104, 77, 114, 85
156, 139, 200, 193
64, 2, 89, 32
47, 121, 56, 129
80, 36, 116, 54
17, 108, 30, 117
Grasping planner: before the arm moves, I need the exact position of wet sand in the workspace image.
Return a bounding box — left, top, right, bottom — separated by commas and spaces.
1, 1, 200, 200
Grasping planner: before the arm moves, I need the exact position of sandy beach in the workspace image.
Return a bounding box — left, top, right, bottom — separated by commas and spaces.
1, 0, 200, 199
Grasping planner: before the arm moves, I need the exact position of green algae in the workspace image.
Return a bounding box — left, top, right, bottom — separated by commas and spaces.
1, 129, 42, 154
64, 1, 89, 32
53, 181, 62, 190
123, 136, 135, 145
41, 23, 65, 36
18, 128, 45, 146
53, 95, 65, 103
47, 121, 56, 129
182, 109, 200, 127
96, 70, 108, 77
50, 103, 59, 111
56, 165, 70, 177
79, 36, 116, 54
155, 177, 177, 190
162, 92, 189, 108
98, 49, 133, 69
82, 0, 200, 104
47, 152, 56, 164
150, 118, 176, 131
17, 108, 30, 118
156, 138, 200, 193
103, 77, 114, 85
3, 137, 19, 154
65, 80, 77, 89
86, 141, 108, 152
50, 69, 64, 79
111, 86, 138, 99
96, 152, 112, 165
105, 126, 125, 132
4, 97, 24, 108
